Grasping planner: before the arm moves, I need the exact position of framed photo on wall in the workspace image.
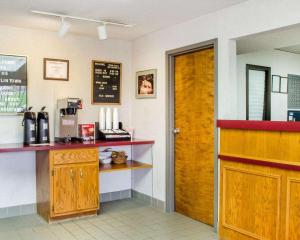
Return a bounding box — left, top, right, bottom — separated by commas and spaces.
0, 54, 27, 114
136, 69, 157, 99
44, 58, 69, 81
272, 75, 288, 94
280, 77, 288, 93
272, 75, 280, 93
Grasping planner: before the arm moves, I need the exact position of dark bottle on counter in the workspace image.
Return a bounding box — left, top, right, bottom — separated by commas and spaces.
37, 106, 49, 144
22, 107, 36, 145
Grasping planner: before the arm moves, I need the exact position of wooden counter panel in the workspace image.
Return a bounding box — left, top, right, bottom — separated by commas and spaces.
36, 151, 51, 221
221, 163, 281, 240
220, 129, 300, 163
52, 148, 98, 165
220, 160, 300, 240
286, 176, 300, 240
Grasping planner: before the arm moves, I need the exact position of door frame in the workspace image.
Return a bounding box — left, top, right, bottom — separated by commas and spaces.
165, 39, 219, 229
246, 64, 271, 120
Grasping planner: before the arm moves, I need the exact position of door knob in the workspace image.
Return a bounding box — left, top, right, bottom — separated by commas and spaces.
173, 128, 180, 134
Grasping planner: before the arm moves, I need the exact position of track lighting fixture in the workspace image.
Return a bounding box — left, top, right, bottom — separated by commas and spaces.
58, 17, 70, 38
97, 24, 107, 40
31, 10, 133, 40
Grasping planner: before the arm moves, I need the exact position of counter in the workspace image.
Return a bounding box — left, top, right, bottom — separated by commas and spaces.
218, 120, 300, 240
0, 139, 154, 222
0, 139, 155, 153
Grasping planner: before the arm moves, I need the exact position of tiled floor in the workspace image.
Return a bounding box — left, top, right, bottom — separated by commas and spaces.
0, 199, 217, 240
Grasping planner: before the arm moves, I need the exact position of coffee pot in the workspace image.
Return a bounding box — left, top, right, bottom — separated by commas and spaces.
37, 106, 49, 144
22, 107, 36, 145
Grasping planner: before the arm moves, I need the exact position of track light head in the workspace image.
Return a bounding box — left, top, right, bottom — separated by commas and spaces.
58, 17, 70, 38
97, 24, 107, 40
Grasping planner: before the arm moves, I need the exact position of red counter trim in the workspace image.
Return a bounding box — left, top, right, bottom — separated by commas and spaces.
219, 154, 300, 171
0, 139, 155, 153
217, 120, 300, 132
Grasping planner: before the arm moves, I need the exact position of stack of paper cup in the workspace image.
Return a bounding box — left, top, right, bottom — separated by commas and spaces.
113, 108, 119, 129
105, 108, 112, 129
99, 107, 105, 130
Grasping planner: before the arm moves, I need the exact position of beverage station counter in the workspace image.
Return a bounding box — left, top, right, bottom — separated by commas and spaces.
0, 139, 154, 153
0, 139, 154, 222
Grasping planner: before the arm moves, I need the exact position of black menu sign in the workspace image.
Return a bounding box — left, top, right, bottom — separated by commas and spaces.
92, 60, 121, 104
0, 55, 27, 113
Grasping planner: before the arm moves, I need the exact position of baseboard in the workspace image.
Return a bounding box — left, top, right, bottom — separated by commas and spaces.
131, 190, 166, 212
0, 189, 165, 219
0, 203, 36, 219
100, 189, 131, 202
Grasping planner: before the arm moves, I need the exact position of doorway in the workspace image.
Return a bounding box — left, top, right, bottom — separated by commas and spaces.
246, 64, 271, 121
166, 40, 218, 228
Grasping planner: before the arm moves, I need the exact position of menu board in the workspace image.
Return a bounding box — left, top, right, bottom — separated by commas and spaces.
92, 61, 121, 104
0, 55, 27, 113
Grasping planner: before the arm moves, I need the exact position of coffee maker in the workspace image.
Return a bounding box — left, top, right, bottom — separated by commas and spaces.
55, 98, 83, 143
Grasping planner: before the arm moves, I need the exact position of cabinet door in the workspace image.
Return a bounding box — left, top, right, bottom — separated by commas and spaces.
77, 164, 99, 211
53, 166, 76, 215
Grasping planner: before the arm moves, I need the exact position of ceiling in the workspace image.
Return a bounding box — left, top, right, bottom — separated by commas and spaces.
0, 0, 247, 40
237, 24, 300, 55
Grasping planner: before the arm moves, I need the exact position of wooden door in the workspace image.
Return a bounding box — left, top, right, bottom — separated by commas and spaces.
174, 47, 215, 225
53, 165, 76, 215
77, 164, 99, 211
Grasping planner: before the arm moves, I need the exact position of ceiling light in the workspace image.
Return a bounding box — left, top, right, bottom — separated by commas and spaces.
58, 17, 70, 38
97, 24, 107, 40
32, 10, 134, 40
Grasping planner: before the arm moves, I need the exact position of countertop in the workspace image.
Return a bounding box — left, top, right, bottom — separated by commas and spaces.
217, 120, 300, 132
0, 139, 155, 153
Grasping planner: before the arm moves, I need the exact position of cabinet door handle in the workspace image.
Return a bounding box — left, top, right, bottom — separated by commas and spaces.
70, 169, 74, 178
80, 169, 83, 178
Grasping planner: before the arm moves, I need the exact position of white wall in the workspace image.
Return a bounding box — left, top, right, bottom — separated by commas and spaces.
237, 50, 300, 120
132, 0, 300, 201
0, 25, 133, 208
0, 152, 35, 208
0, 25, 133, 143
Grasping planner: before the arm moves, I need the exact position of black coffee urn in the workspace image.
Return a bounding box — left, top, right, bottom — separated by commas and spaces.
22, 107, 36, 145
37, 106, 49, 144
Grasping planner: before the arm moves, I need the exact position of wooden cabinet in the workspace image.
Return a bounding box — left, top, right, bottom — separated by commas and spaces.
53, 165, 76, 215
52, 163, 99, 215
36, 148, 99, 222
76, 164, 99, 211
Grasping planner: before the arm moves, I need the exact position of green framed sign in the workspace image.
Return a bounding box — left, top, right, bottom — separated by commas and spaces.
0, 54, 27, 114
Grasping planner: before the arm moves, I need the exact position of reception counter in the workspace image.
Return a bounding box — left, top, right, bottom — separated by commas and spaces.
218, 120, 300, 240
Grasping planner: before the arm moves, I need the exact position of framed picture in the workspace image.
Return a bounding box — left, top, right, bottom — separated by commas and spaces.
272, 75, 280, 93
0, 54, 27, 114
136, 69, 157, 99
280, 77, 288, 93
44, 58, 69, 81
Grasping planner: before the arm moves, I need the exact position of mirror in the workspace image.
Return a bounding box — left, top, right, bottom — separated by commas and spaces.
236, 24, 300, 121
